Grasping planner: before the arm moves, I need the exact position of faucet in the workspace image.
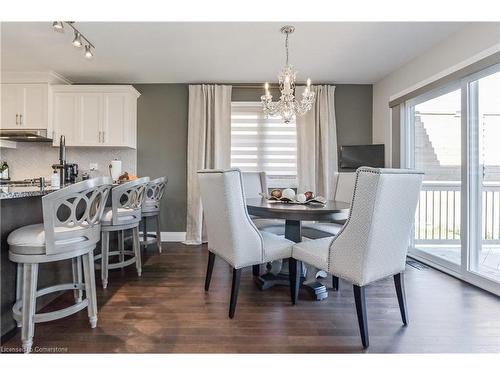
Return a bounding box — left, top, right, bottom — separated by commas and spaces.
51, 135, 66, 186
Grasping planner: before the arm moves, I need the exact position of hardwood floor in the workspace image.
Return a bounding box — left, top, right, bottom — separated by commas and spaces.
2, 242, 499, 353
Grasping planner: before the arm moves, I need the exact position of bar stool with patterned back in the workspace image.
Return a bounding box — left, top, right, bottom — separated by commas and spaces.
140, 177, 167, 252
96, 177, 149, 288
7, 177, 113, 353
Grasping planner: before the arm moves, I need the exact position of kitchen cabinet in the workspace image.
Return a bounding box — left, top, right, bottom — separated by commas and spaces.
51, 85, 139, 148
1, 84, 49, 129
52, 93, 79, 145
79, 93, 102, 146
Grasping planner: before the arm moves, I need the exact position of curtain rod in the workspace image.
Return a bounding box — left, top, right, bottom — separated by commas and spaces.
195, 83, 337, 89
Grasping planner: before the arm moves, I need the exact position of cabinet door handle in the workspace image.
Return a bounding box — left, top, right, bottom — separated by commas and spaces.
98, 131, 102, 143
19, 114, 23, 125
16, 114, 19, 125
102, 131, 105, 143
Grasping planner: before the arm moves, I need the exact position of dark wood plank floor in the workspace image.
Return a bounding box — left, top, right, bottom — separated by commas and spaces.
2, 243, 499, 353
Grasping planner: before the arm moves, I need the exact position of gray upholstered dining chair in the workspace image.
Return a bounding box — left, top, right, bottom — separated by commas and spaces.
140, 176, 167, 253
7, 177, 113, 353
290, 167, 423, 348
97, 177, 149, 289
198, 169, 294, 318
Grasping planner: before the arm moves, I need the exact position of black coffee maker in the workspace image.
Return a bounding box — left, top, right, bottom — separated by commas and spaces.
64, 163, 78, 183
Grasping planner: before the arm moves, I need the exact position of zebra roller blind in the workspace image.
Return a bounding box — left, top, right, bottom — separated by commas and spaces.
230, 102, 297, 188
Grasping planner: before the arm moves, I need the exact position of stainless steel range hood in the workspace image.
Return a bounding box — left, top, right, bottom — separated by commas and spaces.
0, 129, 52, 142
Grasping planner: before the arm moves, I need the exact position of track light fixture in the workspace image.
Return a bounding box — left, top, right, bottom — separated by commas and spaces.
52, 21, 64, 31
72, 32, 83, 48
52, 21, 95, 59
84, 45, 93, 59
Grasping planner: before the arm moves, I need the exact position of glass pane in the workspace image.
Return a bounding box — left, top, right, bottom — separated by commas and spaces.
413, 88, 462, 264
472, 70, 500, 281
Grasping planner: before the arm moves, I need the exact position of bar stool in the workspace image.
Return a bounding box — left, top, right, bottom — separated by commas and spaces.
96, 177, 149, 289
140, 177, 167, 253
7, 177, 113, 353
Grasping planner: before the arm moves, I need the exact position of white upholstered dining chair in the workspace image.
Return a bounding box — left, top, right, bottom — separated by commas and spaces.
290, 167, 423, 348
241, 171, 286, 276
301, 171, 356, 239
241, 172, 285, 232
198, 169, 294, 318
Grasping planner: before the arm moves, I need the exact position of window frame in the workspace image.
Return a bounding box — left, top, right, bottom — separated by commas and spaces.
402, 62, 500, 296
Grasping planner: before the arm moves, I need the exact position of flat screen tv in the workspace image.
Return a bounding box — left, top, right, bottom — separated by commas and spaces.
340, 144, 385, 170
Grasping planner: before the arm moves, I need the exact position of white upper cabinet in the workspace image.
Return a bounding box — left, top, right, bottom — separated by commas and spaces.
53, 93, 78, 145
78, 93, 103, 146
103, 93, 132, 147
51, 85, 140, 148
1, 84, 49, 129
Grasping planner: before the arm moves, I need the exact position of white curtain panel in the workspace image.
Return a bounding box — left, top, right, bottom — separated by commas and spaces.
296, 85, 338, 200
184, 84, 232, 245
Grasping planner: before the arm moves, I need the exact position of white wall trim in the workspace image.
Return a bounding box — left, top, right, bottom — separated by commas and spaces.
1, 71, 72, 85
141, 231, 187, 242
388, 44, 500, 102
51, 84, 141, 97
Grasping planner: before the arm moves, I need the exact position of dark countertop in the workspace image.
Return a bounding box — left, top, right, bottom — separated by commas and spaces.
0, 186, 60, 200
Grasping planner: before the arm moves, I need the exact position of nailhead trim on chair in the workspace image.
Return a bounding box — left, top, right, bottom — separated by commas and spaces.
326, 167, 424, 275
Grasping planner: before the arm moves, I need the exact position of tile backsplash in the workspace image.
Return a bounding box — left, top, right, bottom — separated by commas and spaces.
0, 142, 136, 180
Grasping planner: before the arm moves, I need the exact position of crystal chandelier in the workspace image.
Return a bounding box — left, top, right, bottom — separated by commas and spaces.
261, 25, 315, 123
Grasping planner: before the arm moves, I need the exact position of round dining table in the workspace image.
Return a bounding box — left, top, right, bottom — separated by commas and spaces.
246, 197, 350, 300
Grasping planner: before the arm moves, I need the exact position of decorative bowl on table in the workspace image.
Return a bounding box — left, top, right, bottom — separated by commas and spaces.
260, 188, 327, 205
117, 172, 138, 183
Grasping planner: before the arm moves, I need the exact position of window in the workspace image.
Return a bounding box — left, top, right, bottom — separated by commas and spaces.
403, 63, 500, 295
230, 102, 297, 188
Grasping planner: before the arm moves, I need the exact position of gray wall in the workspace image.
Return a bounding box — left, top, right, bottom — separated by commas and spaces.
135, 84, 188, 232
334, 84, 373, 149
135, 83, 372, 232
232, 84, 373, 153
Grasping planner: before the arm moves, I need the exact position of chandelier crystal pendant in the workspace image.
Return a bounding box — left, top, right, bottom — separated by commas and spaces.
261, 25, 315, 123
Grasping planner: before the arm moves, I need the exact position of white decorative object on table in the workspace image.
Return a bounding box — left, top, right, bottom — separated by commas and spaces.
260, 189, 327, 206
281, 188, 296, 201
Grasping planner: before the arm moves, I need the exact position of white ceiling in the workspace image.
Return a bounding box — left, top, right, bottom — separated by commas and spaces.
1, 22, 468, 84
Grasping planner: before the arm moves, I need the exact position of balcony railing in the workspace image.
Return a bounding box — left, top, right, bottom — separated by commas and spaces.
415, 181, 500, 244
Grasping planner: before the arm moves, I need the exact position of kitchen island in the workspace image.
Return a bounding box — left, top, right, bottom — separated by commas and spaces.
0, 188, 72, 340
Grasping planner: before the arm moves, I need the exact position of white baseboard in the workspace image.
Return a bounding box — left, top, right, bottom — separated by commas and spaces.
140, 231, 186, 242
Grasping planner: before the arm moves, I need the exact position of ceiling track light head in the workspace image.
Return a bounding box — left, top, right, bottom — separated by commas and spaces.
72, 31, 83, 48
52, 21, 64, 31
84, 45, 93, 59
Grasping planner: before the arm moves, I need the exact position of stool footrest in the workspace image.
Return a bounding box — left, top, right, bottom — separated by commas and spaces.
94, 250, 134, 261
125, 233, 159, 246
108, 257, 137, 270
140, 235, 158, 245
13, 283, 89, 324
95, 250, 136, 270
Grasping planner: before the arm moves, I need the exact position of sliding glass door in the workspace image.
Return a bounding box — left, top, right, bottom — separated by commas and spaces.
404, 63, 500, 294
469, 68, 500, 283
408, 86, 462, 269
